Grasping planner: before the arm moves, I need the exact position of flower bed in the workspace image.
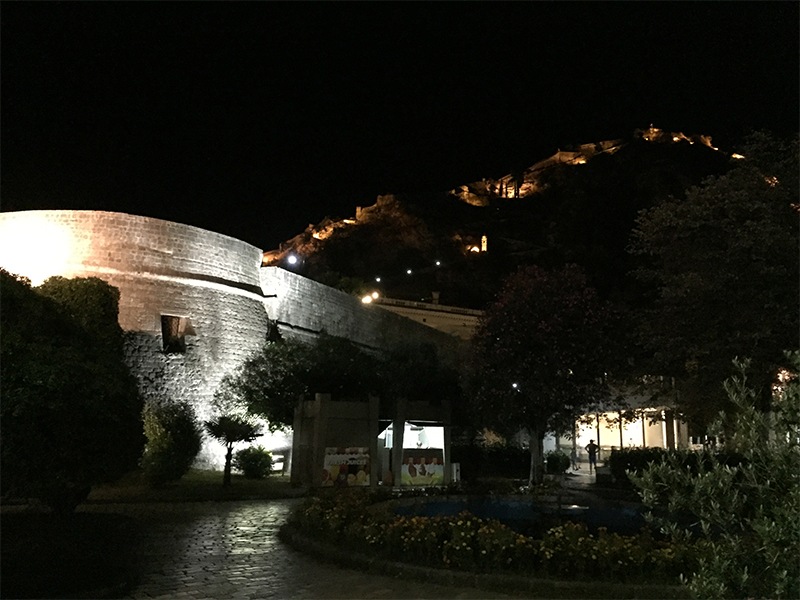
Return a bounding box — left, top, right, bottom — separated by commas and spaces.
288, 491, 702, 586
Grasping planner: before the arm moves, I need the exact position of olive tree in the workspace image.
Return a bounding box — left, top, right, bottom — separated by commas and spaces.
630, 356, 800, 599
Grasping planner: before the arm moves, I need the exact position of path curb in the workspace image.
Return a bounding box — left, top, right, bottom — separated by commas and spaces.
279, 523, 690, 599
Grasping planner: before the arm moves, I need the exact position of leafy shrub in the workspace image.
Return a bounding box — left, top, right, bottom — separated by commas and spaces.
290, 492, 695, 583
608, 447, 670, 483
1, 273, 144, 513
450, 445, 529, 480
631, 358, 800, 599
544, 450, 570, 474
233, 446, 272, 479
141, 401, 202, 487
610, 447, 748, 486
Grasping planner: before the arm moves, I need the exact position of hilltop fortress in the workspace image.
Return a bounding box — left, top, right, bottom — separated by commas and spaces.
453, 125, 725, 205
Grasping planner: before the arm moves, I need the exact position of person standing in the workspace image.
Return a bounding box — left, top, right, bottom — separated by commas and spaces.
585, 440, 599, 474
570, 447, 580, 470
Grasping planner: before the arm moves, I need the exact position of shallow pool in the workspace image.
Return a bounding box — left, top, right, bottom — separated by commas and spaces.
393, 496, 645, 536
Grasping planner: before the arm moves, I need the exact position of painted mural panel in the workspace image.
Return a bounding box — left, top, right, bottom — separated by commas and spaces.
401, 449, 444, 486
322, 447, 370, 487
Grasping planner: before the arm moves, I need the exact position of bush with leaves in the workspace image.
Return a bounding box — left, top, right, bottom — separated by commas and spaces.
233, 446, 272, 479
1, 272, 144, 513
290, 492, 694, 584
608, 447, 670, 484
544, 450, 570, 475
630, 356, 800, 599
141, 400, 202, 487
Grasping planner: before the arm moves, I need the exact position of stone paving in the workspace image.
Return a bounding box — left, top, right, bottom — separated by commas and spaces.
80, 500, 523, 599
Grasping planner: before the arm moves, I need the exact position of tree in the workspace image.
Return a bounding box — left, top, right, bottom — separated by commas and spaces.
630, 132, 799, 426
217, 333, 382, 431
630, 356, 800, 599
204, 416, 262, 486
216, 337, 309, 431
0, 271, 144, 513
467, 264, 616, 485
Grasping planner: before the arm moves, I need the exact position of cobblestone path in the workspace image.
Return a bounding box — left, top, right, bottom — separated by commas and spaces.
82, 500, 521, 599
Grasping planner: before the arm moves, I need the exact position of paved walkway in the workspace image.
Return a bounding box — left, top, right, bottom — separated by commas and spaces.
80, 500, 524, 599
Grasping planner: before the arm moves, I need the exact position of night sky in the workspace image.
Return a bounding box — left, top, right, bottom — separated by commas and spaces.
2, 3, 797, 250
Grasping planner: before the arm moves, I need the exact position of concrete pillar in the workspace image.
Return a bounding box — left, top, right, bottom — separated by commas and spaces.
443, 399, 452, 485
290, 400, 304, 486
665, 409, 676, 450
641, 412, 647, 447
392, 398, 407, 488
369, 396, 380, 489
312, 393, 331, 487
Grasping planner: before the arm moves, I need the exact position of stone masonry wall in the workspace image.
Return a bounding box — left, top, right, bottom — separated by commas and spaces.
0, 211, 464, 470
259, 266, 463, 363
0, 210, 270, 467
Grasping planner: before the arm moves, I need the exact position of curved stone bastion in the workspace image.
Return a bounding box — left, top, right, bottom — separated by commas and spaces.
0, 210, 271, 466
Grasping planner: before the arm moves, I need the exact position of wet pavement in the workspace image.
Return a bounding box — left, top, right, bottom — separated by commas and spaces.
80, 500, 524, 599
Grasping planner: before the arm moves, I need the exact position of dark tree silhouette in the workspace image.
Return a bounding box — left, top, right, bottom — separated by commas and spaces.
467, 264, 615, 485
204, 416, 262, 487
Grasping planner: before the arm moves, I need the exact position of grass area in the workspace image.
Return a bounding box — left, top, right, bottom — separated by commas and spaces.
87, 469, 307, 503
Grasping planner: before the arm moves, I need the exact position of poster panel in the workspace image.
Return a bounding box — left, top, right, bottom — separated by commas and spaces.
400, 448, 444, 486
322, 447, 370, 487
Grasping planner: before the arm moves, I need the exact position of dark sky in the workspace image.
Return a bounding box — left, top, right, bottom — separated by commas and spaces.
2, 3, 798, 250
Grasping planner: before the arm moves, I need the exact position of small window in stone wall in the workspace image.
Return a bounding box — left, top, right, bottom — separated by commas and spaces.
161, 315, 188, 353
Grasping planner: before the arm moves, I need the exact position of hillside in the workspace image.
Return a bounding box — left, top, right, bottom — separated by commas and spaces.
264, 126, 735, 309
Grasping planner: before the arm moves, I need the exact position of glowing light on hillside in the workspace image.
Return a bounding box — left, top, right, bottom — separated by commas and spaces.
406, 269, 413, 275
375, 277, 381, 282
765, 176, 779, 187
287, 254, 298, 265
469, 245, 480, 253
371, 291, 379, 299
361, 295, 373, 304
731, 153, 745, 160
435, 260, 441, 266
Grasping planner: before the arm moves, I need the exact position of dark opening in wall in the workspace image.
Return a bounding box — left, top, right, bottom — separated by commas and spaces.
161, 315, 188, 353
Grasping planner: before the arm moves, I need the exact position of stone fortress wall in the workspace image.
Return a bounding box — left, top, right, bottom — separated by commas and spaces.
260, 267, 462, 362
0, 211, 271, 466
0, 210, 461, 468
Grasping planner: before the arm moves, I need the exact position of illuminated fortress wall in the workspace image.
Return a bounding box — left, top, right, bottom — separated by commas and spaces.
260, 266, 462, 362
0, 210, 271, 467
0, 210, 463, 469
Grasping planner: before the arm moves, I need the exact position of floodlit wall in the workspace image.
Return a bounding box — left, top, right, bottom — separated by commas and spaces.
259, 266, 463, 362
0, 210, 271, 467
0, 210, 465, 471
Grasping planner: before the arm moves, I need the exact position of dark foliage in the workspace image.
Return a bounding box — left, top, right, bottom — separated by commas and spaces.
0, 271, 144, 513
233, 446, 273, 479
631, 132, 799, 426
141, 400, 202, 487
205, 415, 262, 486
